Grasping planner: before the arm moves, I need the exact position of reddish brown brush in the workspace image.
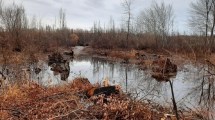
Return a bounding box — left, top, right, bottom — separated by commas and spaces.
70, 77, 93, 91
0, 79, 200, 120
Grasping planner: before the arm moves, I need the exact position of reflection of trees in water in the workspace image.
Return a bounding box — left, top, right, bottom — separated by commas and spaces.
31, 63, 47, 84
0, 64, 33, 83
90, 58, 166, 99
183, 62, 215, 119
51, 61, 70, 81
130, 62, 179, 119
0, 61, 50, 86
129, 72, 164, 101
90, 58, 180, 118
199, 61, 215, 119
91, 58, 139, 87
70, 57, 214, 119
91, 58, 109, 82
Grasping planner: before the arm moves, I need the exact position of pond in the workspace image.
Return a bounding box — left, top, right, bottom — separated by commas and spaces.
1, 52, 214, 118
30, 55, 207, 108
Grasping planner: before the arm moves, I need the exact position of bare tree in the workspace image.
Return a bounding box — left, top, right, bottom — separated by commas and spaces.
137, 1, 174, 48
30, 15, 37, 29
57, 8, 70, 48
59, 8, 66, 29
122, 0, 133, 48
108, 16, 115, 33
189, 0, 215, 51
0, 0, 2, 18
0, 3, 28, 51
0, 0, 4, 31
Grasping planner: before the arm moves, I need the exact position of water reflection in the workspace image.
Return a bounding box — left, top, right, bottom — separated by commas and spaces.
195, 61, 215, 119
0, 56, 214, 118
0, 57, 202, 104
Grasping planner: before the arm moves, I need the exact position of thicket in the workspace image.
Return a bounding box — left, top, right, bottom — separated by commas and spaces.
0, 0, 214, 59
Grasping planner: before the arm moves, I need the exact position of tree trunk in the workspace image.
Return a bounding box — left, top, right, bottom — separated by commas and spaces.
169, 80, 179, 120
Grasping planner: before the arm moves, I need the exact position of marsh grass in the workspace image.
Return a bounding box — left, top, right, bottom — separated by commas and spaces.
0, 78, 202, 119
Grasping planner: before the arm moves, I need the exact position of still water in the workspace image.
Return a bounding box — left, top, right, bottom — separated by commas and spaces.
31, 56, 208, 109
1, 54, 214, 116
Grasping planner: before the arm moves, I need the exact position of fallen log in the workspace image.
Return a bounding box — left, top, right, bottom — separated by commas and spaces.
86, 85, 121, 98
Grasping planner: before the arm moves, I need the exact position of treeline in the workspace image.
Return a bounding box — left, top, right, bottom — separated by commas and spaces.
0, 0, 215, 57
80, 0, 215, 55
0, 2, 75, 54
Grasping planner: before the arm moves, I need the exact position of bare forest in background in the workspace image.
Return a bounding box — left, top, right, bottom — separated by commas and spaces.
0, 0, 215, 59
0, 0, 215, 119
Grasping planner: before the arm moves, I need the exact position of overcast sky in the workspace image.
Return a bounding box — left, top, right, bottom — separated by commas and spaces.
4, 0, 195, 33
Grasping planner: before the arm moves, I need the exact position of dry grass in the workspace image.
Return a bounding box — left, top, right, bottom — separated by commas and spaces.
0, 51, 44, 65
0, 78, 201, 120
88, 94, 164, 120
0, 80, 80, 119
208, 53, 215, 65
109, 50, 135, 59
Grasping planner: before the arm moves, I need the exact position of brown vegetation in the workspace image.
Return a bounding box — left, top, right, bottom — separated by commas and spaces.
0, 2, 214, 67
151, 58, 177, 81
0, 0, 215, 119
0, 78, 199, 120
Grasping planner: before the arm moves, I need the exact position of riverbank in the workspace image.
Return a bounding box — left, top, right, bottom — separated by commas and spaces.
83, 46, 215, 63
1, 46, 214, 66
0, 78, 198, 120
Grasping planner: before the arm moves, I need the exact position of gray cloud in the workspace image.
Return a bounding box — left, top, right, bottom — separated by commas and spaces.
30, 0, 52, 6
85, 0, 104, 9
3, 0, 193, 32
